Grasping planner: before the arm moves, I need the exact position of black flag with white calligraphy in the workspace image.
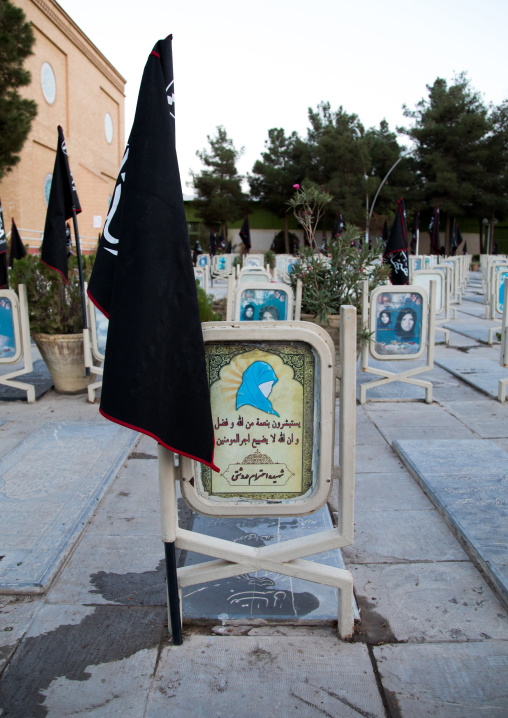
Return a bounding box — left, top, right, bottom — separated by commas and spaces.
88, 36, 217, 472
428, 205, 440, 255
41, 126, 81, 282
383, 197, 409, 285
9, 218, 26, 268
332, 212, 344, 238
0, 198, 7, 289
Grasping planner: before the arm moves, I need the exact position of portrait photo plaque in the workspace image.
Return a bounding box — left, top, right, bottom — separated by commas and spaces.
412, 270, 444, 315
235, 284, 293, 322
0, 291, 22, 363
180, 321, 337, 517
370, 285, 428, 361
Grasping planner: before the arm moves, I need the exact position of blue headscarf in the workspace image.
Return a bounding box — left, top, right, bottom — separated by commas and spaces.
236, 361, 279, 416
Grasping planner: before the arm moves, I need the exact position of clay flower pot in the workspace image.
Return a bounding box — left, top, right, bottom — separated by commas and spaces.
32, 333, 93, 394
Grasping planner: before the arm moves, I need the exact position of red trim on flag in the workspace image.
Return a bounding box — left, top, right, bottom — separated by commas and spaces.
41, 259, 68, 285
99, 407, 220, 473
150, 51, 160, 58
87, 288, 110, 319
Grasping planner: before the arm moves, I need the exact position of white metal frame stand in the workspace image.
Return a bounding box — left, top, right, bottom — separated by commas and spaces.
359, 281, 437, 405
499, 278, 508, 402
83, 283, 105, 403
157, 309, 357, 643
0, 285, 35, 402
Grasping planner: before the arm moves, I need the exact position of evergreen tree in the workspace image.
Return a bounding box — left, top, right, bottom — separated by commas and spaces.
400, 74, 490, 250
305, 102, 370, 228
0, 0, 37, 180
191, 126, 248, 238
249, 127, 303, 252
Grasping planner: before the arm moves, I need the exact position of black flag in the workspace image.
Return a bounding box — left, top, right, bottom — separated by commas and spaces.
208, 231, 217, 256
332, 212, 344, 238
9, 219, 26, 267
88, 36, 217, 472
451, 222, 463, 256
383, 197, 409, 285
411, 212, 419, 254
381, 219, 389, 245
0, 199, 7, 289
239, 215, 251, 251
428, 205, 440, 255
41, 126, 81, 282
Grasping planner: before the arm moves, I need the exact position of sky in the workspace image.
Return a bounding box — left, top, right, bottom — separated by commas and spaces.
57, 0, 508, 197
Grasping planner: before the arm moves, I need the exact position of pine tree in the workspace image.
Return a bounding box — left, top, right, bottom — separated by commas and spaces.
249, 127, 303, 252
400, 74, 490, 250
0, 0, 38, 180
191, 126, 247, 237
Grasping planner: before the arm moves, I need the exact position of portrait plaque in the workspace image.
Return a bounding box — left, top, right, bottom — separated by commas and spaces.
370, 286, 428, 361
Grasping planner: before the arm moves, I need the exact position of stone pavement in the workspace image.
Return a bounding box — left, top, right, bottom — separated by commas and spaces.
1, 271, 508, 716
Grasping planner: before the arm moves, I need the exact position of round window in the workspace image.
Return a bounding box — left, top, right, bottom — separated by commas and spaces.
41, 63, 56, 105
104, 113, 113, 144
43, 173, 52, 206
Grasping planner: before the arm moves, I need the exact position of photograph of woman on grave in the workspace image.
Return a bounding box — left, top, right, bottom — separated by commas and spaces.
259, 305, 280, 321
241, 303, 255, 321
394, 308, 418, 338
0, 297, 16, 358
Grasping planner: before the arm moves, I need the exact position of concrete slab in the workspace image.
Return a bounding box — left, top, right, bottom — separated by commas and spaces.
0, 421, 138, 594
0, 359, 53, 401
354, 443, 409, 474
373, 641, 508, 717
352, 472, 436, 513
0, 595, 43, 672
342, 506, 469, 564
441, 400, 508, 438
393, 439, 508, 609
457, 304, 490, 318
148, 635, 386, 718
436, 357, 508, 399
46, 532, 166, 606
443, 319, 498, 343
181, 506, 351, 622
351, 561, 508, 644
0, 603, 163, 717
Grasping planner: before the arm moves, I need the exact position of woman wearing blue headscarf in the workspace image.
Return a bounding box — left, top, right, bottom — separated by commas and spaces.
236, 361, 279, 416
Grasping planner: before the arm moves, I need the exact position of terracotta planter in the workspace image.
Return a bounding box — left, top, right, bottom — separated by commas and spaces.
32, 332, 93, 394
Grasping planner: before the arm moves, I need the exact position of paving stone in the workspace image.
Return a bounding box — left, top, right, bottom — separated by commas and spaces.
0, 603, 163, 717
457, 304, 490, 318
435, 357, 508, 399
443, 320, 498, 344
0, 421, 138, 594
352, 472, 436, 513
0, 595, 43, 672
357, 358, 429, 401
354, 444, 408, 474
46, 532, 166, 606
441, 400, 508, 438
342, 507, 469, 564
394, 439, 508, 609
148, 635, 386, 718
373, 641, 508, 717
181, 506, 351, 622
351, 562, 508, 644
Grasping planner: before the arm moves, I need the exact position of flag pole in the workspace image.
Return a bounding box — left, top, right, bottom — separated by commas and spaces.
71, 212, 90, 375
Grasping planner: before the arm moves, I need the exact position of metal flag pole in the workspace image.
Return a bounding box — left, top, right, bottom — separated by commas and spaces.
71, 211, 90, 376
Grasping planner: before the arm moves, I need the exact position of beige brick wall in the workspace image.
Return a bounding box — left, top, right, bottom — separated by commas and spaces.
0, 0, 125, 252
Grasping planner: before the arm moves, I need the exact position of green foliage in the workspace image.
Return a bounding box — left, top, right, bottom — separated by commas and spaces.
9, 253, 94, 334
196, 281, 220, 322
264, 249, 275, 269
271, 229, 299, 254
289, 225, 391, 331
191, 126, 248, 230
400, 74, 491, 236
287, 182, 333, 247
0, 0, 37, 180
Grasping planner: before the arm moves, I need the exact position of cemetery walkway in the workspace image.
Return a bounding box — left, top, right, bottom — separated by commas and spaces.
0, 271, 507, 717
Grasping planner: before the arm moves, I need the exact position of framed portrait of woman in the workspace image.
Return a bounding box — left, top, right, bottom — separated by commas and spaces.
0, 291, 22, 363
369, 285, 428, 360
235, 283, 294, 322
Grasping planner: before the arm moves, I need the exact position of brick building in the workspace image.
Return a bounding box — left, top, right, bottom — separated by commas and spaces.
0, 0, 125, 252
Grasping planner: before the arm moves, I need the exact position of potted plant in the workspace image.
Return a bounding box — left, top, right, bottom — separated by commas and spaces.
9, 252, 95, 393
